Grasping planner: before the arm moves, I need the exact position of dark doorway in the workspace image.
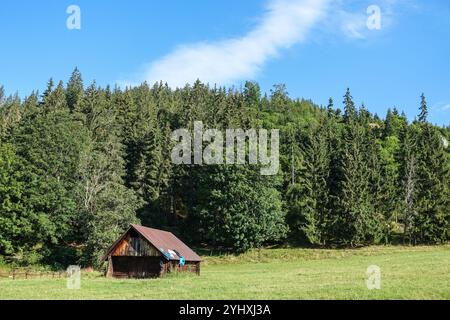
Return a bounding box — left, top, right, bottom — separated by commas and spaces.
111, 256, 162, 278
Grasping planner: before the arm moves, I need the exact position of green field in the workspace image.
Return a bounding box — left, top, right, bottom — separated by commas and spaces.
1, 246, 449, 300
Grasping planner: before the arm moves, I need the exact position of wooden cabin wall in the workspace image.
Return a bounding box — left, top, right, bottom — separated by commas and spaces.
111, 233, 160, 257
106, 229, 201, 278
106, 256, 113, 278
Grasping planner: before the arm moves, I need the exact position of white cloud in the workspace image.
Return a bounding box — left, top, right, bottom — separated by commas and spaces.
338, 10, 368, 39
433, 102, 450, 112
119, 0, 412, 88
120, 0, 329, 88
322, 0, 417, 41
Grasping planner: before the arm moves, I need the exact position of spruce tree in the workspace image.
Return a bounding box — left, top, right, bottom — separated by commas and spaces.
399, 125, 419, 242
343, 88, 357, 123
418, 93, 428, 123
66, 67, 83, 112
333, 92, 383, 246
413, 124, 449, 243
243, 81, 261, 110
0, 143, 25, 255
327, 97, 334, 117
40, 78, 54, 107
287, 125, 330, 245
76, 82, 142, 265
0, 86, 4, 107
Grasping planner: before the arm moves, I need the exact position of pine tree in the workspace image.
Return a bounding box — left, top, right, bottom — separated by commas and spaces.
343, 88, 357, 123
384, 107, 407, 138
40, 78, 54, 107
332, 92, 383, 246
7, 103, 89, 264
270, 84, 289, 110
243, 81, 261, 110
399, 125, 419, 242
66, 67, 83, 112
287, 125, 330, 245
75, 82, 142, 265
418, 93, 428, 123
327, 98, 334, 117
0, 86, 4, 106
23, 92, 39, 116
0, 143, 25, 255
0, 94, 22, 138
52, 81, 68, 111
412, 123, 449, 243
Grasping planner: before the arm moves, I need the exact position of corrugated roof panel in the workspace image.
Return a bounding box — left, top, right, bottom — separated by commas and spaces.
130, 224, 202, 262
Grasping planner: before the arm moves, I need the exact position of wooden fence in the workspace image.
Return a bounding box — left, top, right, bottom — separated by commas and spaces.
0, 269, 66, 280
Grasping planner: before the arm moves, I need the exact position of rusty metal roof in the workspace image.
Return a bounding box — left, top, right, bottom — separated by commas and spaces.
131, 224, 202, 262
104, 224, 201, 262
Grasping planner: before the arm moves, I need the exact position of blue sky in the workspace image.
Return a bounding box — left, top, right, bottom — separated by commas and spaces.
0, 0, 449, 125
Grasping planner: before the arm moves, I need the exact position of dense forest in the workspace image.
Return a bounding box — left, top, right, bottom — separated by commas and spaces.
0, 69, 449, 268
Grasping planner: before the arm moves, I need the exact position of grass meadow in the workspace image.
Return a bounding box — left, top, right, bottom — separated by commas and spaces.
0, 245, 449, 300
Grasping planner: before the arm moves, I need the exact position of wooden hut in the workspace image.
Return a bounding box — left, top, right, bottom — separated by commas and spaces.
103, 224, 201, 278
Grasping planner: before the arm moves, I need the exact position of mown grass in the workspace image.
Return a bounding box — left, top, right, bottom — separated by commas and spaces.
0, 245, 449, 300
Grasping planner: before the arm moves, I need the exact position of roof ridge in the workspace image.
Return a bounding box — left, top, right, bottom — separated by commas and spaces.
132, 224, 172, 233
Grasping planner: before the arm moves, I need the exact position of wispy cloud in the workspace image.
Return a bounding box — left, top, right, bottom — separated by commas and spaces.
433, 101, 450, 112
338, 9, 368, 39
121, 0, 330, 88
120, 0, 412, 88
325, 0, 412, 40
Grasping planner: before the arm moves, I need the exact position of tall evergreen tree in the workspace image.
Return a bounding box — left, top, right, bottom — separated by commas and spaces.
66, 67, 83, 112
243, 81, 261, 110
399, 125, 419, 242
326, 97, 334, 117
332, 92, 383, 246
343, 88, 357, 123
412, 123, 449, 243
0, 143, 25, 256
287, 125, 330, 245
75, 82, 141, 265
418, 93, 428, 123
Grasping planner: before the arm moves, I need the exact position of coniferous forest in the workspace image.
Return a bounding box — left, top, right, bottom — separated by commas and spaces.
0, 69, 449, 268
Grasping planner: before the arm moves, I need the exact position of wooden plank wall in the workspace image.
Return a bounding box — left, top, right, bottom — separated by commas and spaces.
111, 234, 160, 257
